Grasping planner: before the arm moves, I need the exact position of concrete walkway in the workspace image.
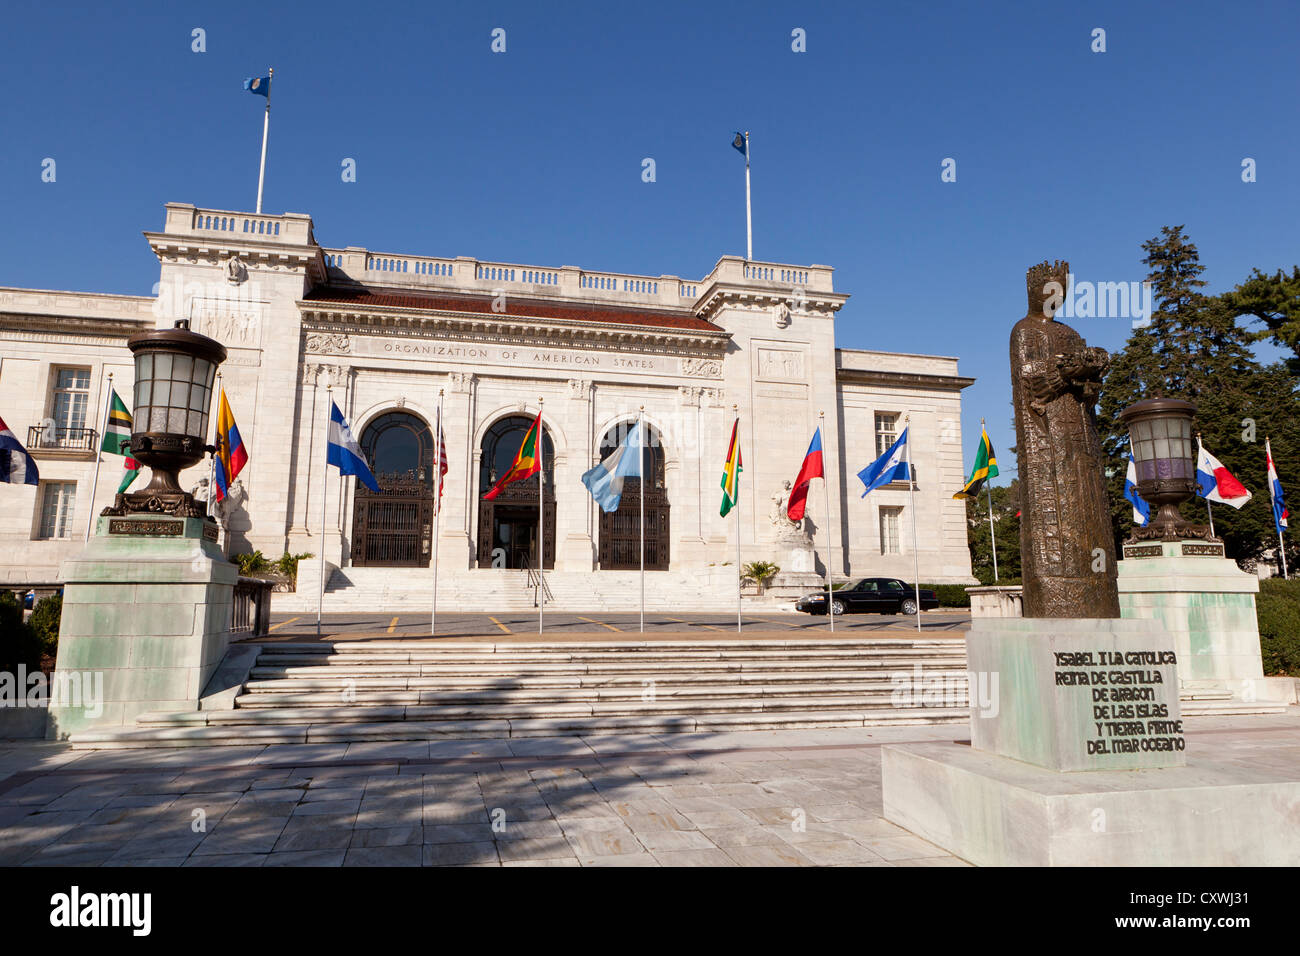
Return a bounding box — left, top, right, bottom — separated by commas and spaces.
4, 711, 1294, 867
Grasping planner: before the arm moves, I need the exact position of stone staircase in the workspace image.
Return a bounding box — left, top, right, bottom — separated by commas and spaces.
273, 566, 765, 614
70, 636, 975, 748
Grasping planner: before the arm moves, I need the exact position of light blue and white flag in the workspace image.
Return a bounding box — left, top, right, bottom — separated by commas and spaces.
582, 421, 643, 512
1124, 453, 1150, 527
858, 427, 910, 497
327, 401, 379, 492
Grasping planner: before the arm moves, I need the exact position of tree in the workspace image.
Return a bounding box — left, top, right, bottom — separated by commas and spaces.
1222, 266, 1300, 374
1097, 225, 1300, 567
964, 480, 1021, 584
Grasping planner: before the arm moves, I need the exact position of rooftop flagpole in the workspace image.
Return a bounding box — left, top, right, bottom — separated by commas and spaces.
744, 131, 752, 261
256, 67, 272, 214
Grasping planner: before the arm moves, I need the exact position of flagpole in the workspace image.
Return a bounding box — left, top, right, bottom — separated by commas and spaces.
743, 131, 753, 261
208, 373, 223, 552
904, 414, 922, 633
318, 383, 331, 638
982, 420, 998, 582
84, 372, 113, 541
538, 397, 545, 636
1198, 433, 1216, 538
432, 388, 444, 636
256, 67, 272, 215
819, 411, 834, 633
638, 407, 646, 634
735, 406, 742, 634
1270, 438, 1289, 580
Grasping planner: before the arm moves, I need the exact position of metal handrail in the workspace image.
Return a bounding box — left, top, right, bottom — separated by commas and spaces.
521, 554, 553, 607
27, 425, 98, 451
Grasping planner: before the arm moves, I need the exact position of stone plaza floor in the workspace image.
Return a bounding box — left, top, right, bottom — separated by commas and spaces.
1, 712, 1295, 867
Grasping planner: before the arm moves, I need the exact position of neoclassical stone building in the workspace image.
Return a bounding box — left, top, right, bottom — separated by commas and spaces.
0, 202, 975, 609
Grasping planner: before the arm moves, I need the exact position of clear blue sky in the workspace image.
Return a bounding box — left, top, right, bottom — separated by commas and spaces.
2, 0, 1296, 482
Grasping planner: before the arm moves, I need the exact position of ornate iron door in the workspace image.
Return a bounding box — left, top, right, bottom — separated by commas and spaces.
598, 482, 669, 570
352, 471, 432, 567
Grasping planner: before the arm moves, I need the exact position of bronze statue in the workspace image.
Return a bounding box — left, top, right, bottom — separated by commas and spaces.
1011, 261, 1120, 618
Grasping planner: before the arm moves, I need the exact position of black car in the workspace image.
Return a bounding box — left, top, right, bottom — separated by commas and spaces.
796, 577, 939, 616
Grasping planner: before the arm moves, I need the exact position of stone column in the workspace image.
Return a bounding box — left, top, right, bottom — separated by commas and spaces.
557, 378, 595, 570
442, 371, 475, 570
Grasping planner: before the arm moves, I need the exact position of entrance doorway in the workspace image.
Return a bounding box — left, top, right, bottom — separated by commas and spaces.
596, 421, 669, 570
476, 415, 555, 569
351, 411, 433, 568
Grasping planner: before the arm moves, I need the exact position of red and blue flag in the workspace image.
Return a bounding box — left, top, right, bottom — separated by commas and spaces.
786, 427, 824, 522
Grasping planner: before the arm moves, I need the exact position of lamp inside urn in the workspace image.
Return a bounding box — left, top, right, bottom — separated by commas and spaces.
103, 319, 227, 519
1118, 397, 1211, 542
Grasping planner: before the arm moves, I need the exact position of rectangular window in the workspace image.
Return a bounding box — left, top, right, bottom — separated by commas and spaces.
38, 482, 76, 540
879, 506, 903, 555
875, 413, 899, 459
52, 367, 92, 431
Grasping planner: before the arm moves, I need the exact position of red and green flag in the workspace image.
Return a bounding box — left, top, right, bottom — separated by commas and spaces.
720, 418, 742, 517
100, 389, 141, 493
483, 410, 542, 500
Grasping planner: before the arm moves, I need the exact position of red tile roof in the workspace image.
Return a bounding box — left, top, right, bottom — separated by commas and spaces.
303, 286, 721, 333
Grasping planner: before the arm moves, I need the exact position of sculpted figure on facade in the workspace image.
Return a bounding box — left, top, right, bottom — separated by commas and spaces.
1010, 260, 1119, 618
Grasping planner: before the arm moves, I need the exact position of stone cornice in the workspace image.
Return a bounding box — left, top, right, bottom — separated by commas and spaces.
145, 231, 326, 282
0, 311, 147, 342
298, 300, 731, 357
693, 282, 849, 322
837, 367, 976, 391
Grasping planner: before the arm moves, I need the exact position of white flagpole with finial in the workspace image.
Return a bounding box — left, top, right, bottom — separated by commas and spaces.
982, 419, 999, 583
432, 388, 444, 636
638, 407, 647, 634
1269, 437, 1289, 580
819, 411, 834, 633
735, 405, 742, 634
317, 381, 331, 638
538, 397, 545, 636
84, 371, 113, 541
1198, 433, 1215, 538
256, 67, 273, 214
904, 413, 923, 633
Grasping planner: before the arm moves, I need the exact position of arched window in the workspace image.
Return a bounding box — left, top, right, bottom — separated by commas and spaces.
478, 415, 554, 493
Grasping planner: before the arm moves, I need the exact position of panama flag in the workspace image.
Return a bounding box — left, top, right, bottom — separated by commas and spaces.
0, 416, 38, 485
582, 420, 643, 513
1267, 438, 1288, 535
1124, 453, 1151, 527
213, 388, 249, 502
787, 427, 825, 521
326, 401, 379, 492
858, 428, 911, 498
1196, 439, 1252, 509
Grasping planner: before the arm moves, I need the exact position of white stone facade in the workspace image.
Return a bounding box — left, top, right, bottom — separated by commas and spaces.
0, 203, 976, 598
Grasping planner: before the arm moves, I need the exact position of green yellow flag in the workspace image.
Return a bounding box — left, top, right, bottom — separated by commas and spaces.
720, 418, 742, 516
100, 389, 141, 492
954, 426, 998, 499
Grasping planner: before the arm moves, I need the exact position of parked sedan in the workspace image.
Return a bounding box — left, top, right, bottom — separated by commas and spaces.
796, 578, 939, 616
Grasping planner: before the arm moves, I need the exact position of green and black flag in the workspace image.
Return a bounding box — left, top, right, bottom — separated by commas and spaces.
954, 425, 998, 499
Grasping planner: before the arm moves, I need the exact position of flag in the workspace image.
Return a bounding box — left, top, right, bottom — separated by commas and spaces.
213, 388, 248, 502
582, 421, 643, 513
484, 410, 542, 501
1125, 454, 1151, 527
100, 389, 132, 456
858, 428, 911, 497
787, 427, 824, 521
327, 401, 379, 492
1268, 438, 1288, 535
118, 457, 141, 494
1196, 439, 1252, 509
720, 418, 742, 517
244, 76, 270, 97
434, 410, 448, 515
953, 426, 998, 499
732, 132, 747, 158
0, 416, 38, 485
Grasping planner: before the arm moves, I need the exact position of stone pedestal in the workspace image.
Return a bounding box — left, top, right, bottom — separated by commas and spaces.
47, 515, 237, 739
966, 585, 1024, 618
764, 532, 825, 601
1119, 540, 1289, 701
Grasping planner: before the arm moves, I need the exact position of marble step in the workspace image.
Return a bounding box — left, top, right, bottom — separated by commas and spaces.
71, 707, 971, 749
1178, 698, 1289, 716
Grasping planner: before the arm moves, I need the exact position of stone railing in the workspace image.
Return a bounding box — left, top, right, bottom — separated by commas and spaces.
966, 585, 1024, 618
160, 203, 316, 247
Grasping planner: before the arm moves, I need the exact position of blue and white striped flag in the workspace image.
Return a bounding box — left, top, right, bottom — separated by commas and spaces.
1124, 453, 1150, 527
0, 416, 38, 486
326, 402, 379, 492
582, 421, 643, 512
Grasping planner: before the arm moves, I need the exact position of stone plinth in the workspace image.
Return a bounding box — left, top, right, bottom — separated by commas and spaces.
967, 618, 1185, 771
1118, 540, 1287, 700
48, 515, 237, 738
966, 585, 1023, 618
882, 739, 1300, 866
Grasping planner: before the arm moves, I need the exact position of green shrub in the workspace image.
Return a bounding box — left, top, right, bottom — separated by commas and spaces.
740, 561, 780, 589
274, 552, 313, 582
1258, 579, 1300, 676
922, 584, 973, 608
29, 594, 61, 660
0, 591, 42, 674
